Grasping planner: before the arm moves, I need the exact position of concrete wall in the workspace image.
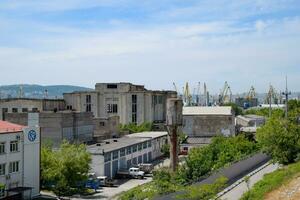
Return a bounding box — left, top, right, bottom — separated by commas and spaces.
0, 98, 65, 120
93, 116, 120, 140
183, 115, 235, 137
4, 112, 93, 147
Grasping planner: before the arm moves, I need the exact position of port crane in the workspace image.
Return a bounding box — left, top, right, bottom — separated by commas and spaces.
219, 81, 232, 105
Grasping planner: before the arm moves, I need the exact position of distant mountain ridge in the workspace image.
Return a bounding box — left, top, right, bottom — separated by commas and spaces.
0, 84, 93, 99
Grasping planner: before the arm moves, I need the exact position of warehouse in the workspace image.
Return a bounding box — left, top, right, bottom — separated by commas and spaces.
182, 106, 235, 137
88, 132, 167, 178
0, 114, 40, 199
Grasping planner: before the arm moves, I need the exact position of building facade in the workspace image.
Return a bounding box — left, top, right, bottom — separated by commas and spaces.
63, 83, 177, 125
4, 111, 93, 147
0, 98, 65, 120
88, 132, 167, 178
0, 117, 40, 199
182, 106, 235, 137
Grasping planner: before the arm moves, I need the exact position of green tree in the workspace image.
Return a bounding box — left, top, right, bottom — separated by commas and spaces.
161, 143, 170, 157
41, 141, 91, 196
256, 118, 300, 164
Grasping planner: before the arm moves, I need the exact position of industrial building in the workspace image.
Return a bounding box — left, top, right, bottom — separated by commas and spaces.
0, 98, 65, 121
235, 97, 258, 109
4, 111, 93, 147
182, 106, 235, 137
235, 114, 265, 134
0, 114, 40, 199
88, 132, 167, 178
181, 106, 235, 152
63, 83, 177, 125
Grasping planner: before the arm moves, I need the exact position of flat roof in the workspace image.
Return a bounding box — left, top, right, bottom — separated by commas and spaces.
125, 131, 167, 139
183, 106, 232, 116
88, 131, 167, 154
88, 137, 149, 154
0, 121, 25, 134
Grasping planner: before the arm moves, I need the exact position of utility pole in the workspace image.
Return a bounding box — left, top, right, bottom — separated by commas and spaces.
282, 76, 291, 119
166, 98, 183, 172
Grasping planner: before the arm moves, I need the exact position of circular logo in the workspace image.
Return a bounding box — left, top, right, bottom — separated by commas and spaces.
28, 130, 37, 142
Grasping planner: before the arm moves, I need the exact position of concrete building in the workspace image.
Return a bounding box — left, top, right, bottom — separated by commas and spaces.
0, 98, 65, 120
88, 132, 167, 178
182, 106, 235, 137
93, 116, 120, 141
236, 114, 265, 134
4, 111, 93, 147
63, 83, 177, 125
0, 116, 40, 199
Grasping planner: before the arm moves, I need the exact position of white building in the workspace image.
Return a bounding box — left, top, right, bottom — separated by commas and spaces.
88, 132, 167, 178
0, 114, 40, 199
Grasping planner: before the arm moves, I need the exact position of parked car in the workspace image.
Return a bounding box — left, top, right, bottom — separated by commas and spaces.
137, 163, 154, 174
97, 176, 114, 187
117, 167, 145, 179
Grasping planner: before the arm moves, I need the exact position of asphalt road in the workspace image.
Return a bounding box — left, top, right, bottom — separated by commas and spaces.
219, 163, 279, 200
156, 153, 270, 200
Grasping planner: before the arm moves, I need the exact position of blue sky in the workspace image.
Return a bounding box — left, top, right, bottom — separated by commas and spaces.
0, 0, 299, 93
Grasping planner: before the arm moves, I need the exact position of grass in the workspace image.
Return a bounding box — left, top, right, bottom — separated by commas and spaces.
240, 161, 300, 200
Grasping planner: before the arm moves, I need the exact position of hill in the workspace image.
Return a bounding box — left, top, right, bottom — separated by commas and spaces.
0, 84, 93, 99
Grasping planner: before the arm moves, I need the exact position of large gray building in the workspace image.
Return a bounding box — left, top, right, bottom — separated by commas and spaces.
182, 106, 235, 137
63, 82, 177, 125
4, 111, 93, 147
0, 98, 65, 120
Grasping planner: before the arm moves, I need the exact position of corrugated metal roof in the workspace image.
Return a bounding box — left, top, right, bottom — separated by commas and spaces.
0, 121, 25, 134
125, 131, 167, 139
183, 106, 232, 116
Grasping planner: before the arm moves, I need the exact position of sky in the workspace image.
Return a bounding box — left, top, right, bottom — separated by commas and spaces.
0, 0, 299, 94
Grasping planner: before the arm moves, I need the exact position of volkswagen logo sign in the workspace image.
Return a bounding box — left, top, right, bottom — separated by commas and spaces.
28, 130, 37, 142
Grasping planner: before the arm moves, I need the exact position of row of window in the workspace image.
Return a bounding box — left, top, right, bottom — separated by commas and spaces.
0, 161, 20, 176
2, 107, 39, 113
104, 141, 152, 162
0, 141, 19, 154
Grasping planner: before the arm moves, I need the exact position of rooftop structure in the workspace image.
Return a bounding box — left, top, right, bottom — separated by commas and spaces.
0, 120, 25, 133
183, 106, 233, 116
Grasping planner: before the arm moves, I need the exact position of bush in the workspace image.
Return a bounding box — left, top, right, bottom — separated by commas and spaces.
118, 122, 153, 133
176, 176, 228, 200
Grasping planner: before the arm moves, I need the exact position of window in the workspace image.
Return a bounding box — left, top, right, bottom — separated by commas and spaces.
86, 95, 92, 112
132, 95, 137, 123
107, 84, 118, 89
0, 142, 5, 154
113, 151, 119, 160
66, 105, 73, 110
107, 104, 118, 113
138, 144, 142, 151
0, 163, 5, 175
104, 153, 111, 162
143, 142, 147, 149
9, 161, 19, 173
22, 108, 28, 112
126, 146, 132, 155
99, 122, 105, 126
12, 108, 18, 113
120, 148, 125, 157
10, 141, 19, 153
32, 108, 38, 112
148, 141, 152, 148
132, 145, 137, 153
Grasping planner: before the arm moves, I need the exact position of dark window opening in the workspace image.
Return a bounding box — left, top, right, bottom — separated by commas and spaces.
107, 84, 118, 89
